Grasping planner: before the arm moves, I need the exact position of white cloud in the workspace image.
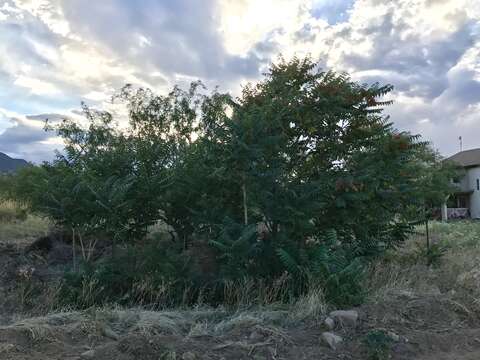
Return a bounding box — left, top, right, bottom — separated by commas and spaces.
218, 0, 318, 55
0, 0, 478, 161
11, 0, 70, 36
14, 75, 60, 95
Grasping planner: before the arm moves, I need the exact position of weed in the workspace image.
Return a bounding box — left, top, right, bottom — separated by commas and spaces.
0, 200, 50, 244
366, 220, 480, 307
363, 330, 394, 360
288, 286, 327, 322
415, 243, 449, 267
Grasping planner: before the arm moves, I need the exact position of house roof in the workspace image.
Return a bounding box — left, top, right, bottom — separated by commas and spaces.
446, 148, 480, 167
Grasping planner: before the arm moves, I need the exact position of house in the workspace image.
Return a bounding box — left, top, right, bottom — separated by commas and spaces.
443, 148, 480, 220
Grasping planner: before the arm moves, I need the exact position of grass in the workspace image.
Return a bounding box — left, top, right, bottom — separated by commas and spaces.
4, 209, 480, 326
0, 200, 50, 245
2, 219, 480, 359
366, 220, 480, 307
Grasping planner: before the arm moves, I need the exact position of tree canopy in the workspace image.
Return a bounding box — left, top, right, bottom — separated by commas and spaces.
2, 57, 457, 305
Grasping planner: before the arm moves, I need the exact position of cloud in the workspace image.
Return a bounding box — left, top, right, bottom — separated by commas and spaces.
294, 0, 480, 155
0, 113, 62, 162
0, 0, 478, 161
59, 0, 267, 88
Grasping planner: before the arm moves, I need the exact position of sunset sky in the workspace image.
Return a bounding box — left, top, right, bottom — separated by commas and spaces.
0, 0, 479, 162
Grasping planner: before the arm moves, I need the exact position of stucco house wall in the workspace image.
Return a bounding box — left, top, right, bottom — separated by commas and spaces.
445, 148, 480, 220
467, 166, 480, 219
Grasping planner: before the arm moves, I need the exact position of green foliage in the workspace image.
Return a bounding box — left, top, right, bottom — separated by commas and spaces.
209, 221, 261, 278
274, 230, 367, 306
363, 330, 394, 360
59, 239, 192, 308
5, 56, 455, 308
415, 242, 449, 267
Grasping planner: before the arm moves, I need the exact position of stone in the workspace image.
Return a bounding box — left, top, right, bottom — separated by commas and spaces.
102, 326, 120, 340
249, 330, 264, 341
324, 317, 335, 330
182, 351, 197, 360
321, 332, 343, 350
396, 290, 417, 300
329, 310, 358, 327
80, 350, 95, 359
388, 331, 400, 342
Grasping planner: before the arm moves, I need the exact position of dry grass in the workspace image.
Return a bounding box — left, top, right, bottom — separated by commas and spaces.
0, 200, 50, 245
1, 221, 480, 360
8, 212, 479, 336
1, 305, 298, 344
220, 274, 294, 307
288, 286, 327, 322
0, 199, 25, 221
0, 311, 84, 342
366, 220, 480, 306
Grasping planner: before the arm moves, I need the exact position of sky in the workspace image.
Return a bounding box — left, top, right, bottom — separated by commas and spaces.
0, 0, 479, 162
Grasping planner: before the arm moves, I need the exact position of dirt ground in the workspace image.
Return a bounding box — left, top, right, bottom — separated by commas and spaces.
1, 238, 480, 359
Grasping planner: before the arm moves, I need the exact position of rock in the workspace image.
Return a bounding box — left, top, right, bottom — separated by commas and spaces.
388, 331, 400, 342
321, 332, 343, 350
102, 326, 120, 340
249, 330, 264, 341
329, 310, 358, 327
182, 351, 197, 360
80, 349, 95, 359
324, 317, 335, 330
396, 290, 417, 300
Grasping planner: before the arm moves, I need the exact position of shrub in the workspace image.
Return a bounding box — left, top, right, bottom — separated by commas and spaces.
415, 242, 449, 267
363, 330, 394, 360
59, 239, 192, 308
5, 57, 456, 309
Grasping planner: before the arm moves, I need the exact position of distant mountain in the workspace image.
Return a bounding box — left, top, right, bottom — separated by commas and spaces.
0, 152, 29, 173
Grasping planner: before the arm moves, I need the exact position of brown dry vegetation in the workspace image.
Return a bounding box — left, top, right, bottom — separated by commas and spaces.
1, 202, 480, 359
0, 200, 50, 246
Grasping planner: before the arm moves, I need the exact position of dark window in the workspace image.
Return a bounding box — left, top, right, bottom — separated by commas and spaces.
477, 179, 480, 191
458, 195, 468, 208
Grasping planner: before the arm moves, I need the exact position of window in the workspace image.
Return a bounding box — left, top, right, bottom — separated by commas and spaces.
458, 195, 468, 208
477, 179, 480, 191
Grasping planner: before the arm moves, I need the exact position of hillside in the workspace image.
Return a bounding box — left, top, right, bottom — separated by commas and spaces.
0, 152, 28, 173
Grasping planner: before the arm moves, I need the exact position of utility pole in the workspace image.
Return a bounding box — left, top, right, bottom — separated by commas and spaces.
459, 136, 463, 151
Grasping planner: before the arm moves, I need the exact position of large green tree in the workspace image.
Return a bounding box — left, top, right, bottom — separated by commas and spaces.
4, 57, 456, 304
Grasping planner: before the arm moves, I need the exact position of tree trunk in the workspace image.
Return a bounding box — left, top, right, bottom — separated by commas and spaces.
72, 227, 77, 272
242, 179, 248, 226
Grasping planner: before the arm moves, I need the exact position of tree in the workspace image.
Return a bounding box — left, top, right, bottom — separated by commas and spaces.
5, 56, 455, 305
211, 57, 429, 270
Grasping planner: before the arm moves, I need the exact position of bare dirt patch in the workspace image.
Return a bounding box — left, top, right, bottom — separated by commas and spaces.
0, 291, 480, 359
